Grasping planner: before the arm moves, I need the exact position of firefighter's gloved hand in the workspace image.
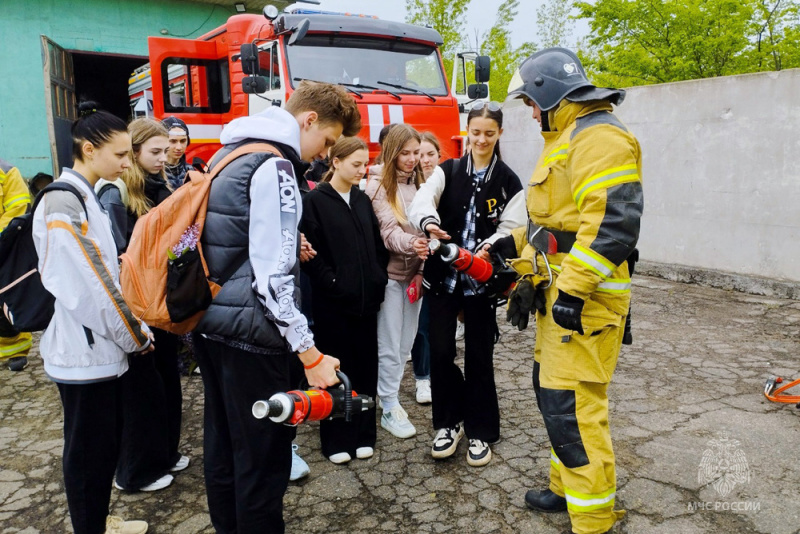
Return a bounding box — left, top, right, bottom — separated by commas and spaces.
552, 290, 585, 335
489, 234, 518, 262
533, 285, 547, 317
507, 277, 536, 330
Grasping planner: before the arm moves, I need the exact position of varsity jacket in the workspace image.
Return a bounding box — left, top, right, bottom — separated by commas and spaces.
31, 169, 152, 382
408, 153, 526, 294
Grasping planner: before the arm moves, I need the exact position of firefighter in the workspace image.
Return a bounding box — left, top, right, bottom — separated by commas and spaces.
501, 48, 643, 534
0, 158, 32, 371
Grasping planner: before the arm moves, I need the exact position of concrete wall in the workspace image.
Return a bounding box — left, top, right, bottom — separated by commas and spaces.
0, 0, 232, 177
501, 69, 800, 285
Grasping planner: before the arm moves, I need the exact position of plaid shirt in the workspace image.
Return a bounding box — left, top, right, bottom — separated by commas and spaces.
443, 165, 489, 295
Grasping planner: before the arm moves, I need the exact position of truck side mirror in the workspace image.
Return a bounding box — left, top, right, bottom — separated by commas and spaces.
288, 18, 310, 46
240, 43, 259, 75
468, 83, 488, 99
475, 56, 491, 83
243, 75, 267, 94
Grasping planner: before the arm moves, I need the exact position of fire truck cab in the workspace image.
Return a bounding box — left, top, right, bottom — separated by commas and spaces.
130, 5, 491, 164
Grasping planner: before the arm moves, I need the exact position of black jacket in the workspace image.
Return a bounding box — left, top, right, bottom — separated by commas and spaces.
98, 173, 172, 254
301, 182, 389, 316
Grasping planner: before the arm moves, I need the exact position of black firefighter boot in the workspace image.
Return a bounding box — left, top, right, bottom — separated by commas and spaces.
525, 488, 567, 513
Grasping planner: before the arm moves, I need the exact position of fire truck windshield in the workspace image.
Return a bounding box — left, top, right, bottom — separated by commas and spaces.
285, 35, 448, 97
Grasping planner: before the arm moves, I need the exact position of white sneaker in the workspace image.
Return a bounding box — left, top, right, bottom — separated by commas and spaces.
431, 423, 464, 459
381, 405, 417, 438
105, 515, 148, 534
415, 379, 432, 404
467, 439, 492, 467
329, 452, 352, 464
115, 474, 173, 492
170, 455, 190, 472
356, 446, 374, 459
455, 320, 465, 340
290, 444, 310, 481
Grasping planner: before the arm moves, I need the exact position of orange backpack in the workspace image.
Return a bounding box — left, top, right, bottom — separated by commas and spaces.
119, 143, 281, 335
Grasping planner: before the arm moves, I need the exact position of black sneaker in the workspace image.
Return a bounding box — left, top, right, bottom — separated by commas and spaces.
431, 423, 464, 459
466, 439, 492, 466
7, 356, 28, 372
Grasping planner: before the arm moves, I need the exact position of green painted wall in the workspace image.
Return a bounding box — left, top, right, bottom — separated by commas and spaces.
0, 0, 235, 177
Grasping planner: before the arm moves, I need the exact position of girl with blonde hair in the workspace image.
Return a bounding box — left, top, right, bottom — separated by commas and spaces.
96, 117, 188, 492
366, 124, 430, 439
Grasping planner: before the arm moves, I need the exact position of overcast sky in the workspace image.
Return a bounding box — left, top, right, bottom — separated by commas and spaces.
309, 0, 549, 49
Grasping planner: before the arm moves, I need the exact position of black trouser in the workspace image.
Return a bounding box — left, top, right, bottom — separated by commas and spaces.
152, 329, 182, 463
193, 335, 293, 534
428, 290, 500, 442
312, 300, 378, 457
115, 329, 178, 489
58, 378, 123, 534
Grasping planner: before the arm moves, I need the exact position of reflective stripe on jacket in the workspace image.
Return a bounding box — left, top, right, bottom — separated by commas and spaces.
0, 159, 32, 231
512, 100, 643, 317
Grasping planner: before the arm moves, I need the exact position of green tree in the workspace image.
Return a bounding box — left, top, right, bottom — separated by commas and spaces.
405, 0, 471, 83
576, 0, 800, 87
537, 0, 576, 48
480, 0, 536, 100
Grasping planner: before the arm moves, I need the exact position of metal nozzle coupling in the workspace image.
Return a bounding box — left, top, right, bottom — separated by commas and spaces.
428, 238, 442, 254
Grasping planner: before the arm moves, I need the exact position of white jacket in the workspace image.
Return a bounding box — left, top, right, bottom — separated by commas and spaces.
32, 169, 151, 382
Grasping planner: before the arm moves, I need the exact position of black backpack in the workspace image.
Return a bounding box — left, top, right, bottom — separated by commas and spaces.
0, 182, 87, 333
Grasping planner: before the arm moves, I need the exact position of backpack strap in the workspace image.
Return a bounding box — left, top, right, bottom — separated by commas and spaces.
205, 143, 283, 286
33, 181, 88, 219
451, 156, 462, 181
208, 143, 283, 179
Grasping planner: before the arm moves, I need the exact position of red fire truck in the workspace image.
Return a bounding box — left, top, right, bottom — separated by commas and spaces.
128, 5, 491, 165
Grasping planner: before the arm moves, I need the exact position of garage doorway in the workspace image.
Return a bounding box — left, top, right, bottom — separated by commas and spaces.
41, 36, 146, 174
72, 51, 147, 121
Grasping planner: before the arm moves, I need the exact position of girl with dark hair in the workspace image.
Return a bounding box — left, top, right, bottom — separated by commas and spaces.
301, 136, 389, 464
408, 102, 527, 467
31, 101, 152, 533
96, 118, 188, 493
366, 124, 429, 439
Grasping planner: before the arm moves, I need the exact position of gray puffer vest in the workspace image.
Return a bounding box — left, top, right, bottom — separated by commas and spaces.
195, 142, 298, 355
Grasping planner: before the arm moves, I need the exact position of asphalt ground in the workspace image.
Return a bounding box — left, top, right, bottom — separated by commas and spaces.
1, 275, 799, 533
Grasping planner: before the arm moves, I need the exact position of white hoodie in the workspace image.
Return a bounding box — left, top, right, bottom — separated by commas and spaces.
215, 107, 315, 354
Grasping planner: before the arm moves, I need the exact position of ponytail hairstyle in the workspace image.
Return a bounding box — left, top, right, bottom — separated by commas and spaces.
321, 136, 369, 182
71, 101, 127, 162
376, 124, 424, 225
120, 118, 170, 217
466, 103, 503, 160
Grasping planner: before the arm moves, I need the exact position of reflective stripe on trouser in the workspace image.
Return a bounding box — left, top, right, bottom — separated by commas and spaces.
0, 332, 32, 359
533, 282, 626, 534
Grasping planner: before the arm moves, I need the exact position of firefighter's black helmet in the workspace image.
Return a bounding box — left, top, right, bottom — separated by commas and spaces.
508, 47, 625, 111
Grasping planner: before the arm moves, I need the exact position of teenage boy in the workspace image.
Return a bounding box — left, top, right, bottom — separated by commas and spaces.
192, 81, 361, 533
160, 117, 192, 189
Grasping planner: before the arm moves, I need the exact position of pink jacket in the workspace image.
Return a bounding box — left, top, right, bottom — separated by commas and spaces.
366, 175, 424, 283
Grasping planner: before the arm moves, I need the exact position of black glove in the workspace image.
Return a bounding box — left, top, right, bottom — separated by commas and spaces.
551, 290, 585, 335
489, 234, 518, 262
507, 277, 535, 330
